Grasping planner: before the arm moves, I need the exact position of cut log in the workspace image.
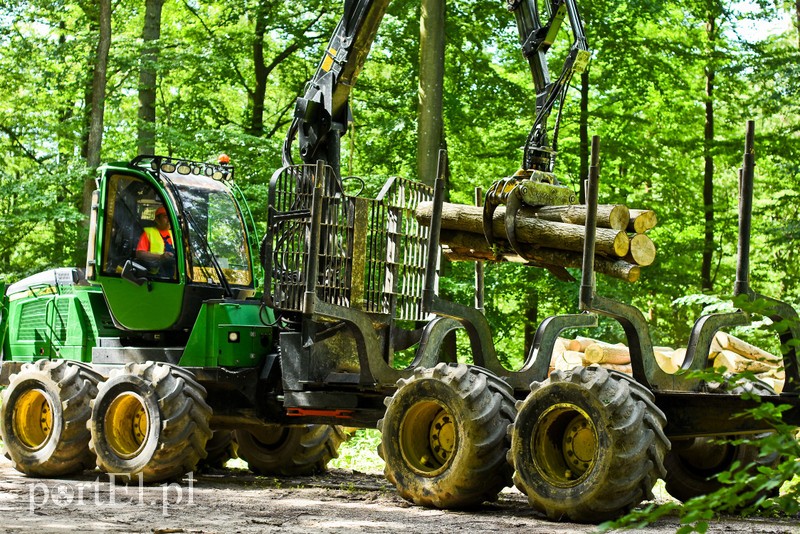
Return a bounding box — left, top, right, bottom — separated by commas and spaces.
583, 343, 631, 365
551, 350, 585, 373
416, 202, 630, 258
597, 362, 633, 374
711, 332, 782, 365
654, 350, 680, 374
625, 234, 656, 267
550, 337, 568, 363
712, 349, 776, 374
627, 209, 658, 233
755, 375, 784, 394
532, 204, 630, 231
671, 348, 687, 367
766, 367, 786, 380
565, 338, 584, 352
441, 231, 641, 283
653, 346, 676, 354
555, 337, 571, 353
574, 336, 602, 352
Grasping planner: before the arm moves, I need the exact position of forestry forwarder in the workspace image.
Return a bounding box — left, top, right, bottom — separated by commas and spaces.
0, 1, 798, 526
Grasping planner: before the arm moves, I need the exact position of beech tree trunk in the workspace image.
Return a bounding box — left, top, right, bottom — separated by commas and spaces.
250, 1, 269, 137
86, 0, 111, 170
79, 0, 110, 267
137, 0, 165, 156
579, 68, 590, 203
417, 0, 445, 186
701, 13, 716, 292
795, 0, 800, 48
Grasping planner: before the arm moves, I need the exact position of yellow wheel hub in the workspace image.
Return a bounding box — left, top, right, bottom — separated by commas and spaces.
532, 404, 598, 487
400, 400, 458, 475
429, 410, 456, 464
105, 393, 149, 458
13, 389, 54, 450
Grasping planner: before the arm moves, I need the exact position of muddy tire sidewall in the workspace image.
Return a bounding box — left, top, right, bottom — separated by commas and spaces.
1, 360, 98, 477
379, 364, 515, 509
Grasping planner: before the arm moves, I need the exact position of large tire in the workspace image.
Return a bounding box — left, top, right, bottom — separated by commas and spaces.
663, 436, 774, 502
377, 363, 516, 509
234, 424, 346, 476
509, 365, 670, 523
1, 360, 101, 477
665, 382, 778, 503
198, 430, 238, 470
89, 362, 212, 483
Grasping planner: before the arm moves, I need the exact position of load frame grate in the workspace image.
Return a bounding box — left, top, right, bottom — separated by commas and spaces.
264, 164, 433, 322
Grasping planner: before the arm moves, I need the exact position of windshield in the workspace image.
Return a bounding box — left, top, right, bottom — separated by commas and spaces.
168, 173, 252, 287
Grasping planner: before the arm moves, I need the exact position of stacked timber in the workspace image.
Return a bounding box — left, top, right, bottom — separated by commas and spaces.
709, 332, 785, 392
550, 336, 634, 375
415, 201, 658, 283
550, 332, 784, 392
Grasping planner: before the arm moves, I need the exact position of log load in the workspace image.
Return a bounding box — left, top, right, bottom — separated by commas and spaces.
549, 337, 633, 375
583, 342, 632, 365
710, 331, 782, 365
531, 204, 630, 231
417, 202, 630, 257
440, 230, 641, 282
709, 332, 785, 390
415, 201, 658, 283
549, 333, 784, 391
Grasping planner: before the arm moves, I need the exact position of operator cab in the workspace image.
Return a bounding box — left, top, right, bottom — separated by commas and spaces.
90, 156, 254, 333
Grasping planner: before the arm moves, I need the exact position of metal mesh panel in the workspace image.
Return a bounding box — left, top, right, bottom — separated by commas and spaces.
265, 165, 433, 321
265, 164, 350, 311
362, 177, 432, 321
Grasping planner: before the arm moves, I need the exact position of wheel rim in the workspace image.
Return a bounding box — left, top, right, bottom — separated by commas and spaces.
105, 393, 149, 459
532, 403, 597, 487
399, 400, 457, 476
13, 389, 54, 450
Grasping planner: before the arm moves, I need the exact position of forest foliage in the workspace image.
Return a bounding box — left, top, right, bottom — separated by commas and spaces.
1, 0, 799, 361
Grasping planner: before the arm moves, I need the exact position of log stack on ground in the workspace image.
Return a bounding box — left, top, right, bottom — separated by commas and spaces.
415, 200, 658, 282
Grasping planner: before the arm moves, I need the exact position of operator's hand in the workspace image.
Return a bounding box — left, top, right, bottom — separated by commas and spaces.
161, 251, 174, 261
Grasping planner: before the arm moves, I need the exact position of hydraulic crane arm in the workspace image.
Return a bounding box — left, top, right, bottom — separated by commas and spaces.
283, 0, 391, 175
284, 0, 589, 178
511, 0, 589, 172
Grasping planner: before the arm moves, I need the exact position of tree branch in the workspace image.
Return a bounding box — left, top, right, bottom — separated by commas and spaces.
179, 0, 252, 96
0, 125, 56, 172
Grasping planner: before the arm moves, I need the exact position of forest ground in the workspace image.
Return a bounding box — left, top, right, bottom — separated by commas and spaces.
1, 458, 798, 533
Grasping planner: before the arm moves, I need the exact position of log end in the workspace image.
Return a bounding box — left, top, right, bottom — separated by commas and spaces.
612, 231, 630, 257
609, 204, 631, 231
629, 233, 656, 266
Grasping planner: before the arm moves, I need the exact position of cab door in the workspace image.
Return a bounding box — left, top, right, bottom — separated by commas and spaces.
93, 171, 185, 331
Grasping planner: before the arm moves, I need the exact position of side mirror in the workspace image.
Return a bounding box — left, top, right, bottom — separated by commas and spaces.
121, 260, 149, 287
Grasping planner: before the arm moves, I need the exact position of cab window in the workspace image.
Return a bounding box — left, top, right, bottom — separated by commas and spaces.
101, 174, 177, 281
169, 174, 252, 287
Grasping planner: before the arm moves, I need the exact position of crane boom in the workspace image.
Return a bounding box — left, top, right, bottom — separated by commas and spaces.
284, 0, 589, 178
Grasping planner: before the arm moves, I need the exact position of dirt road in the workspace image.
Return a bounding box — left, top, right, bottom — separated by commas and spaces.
0, 458, 796, 533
